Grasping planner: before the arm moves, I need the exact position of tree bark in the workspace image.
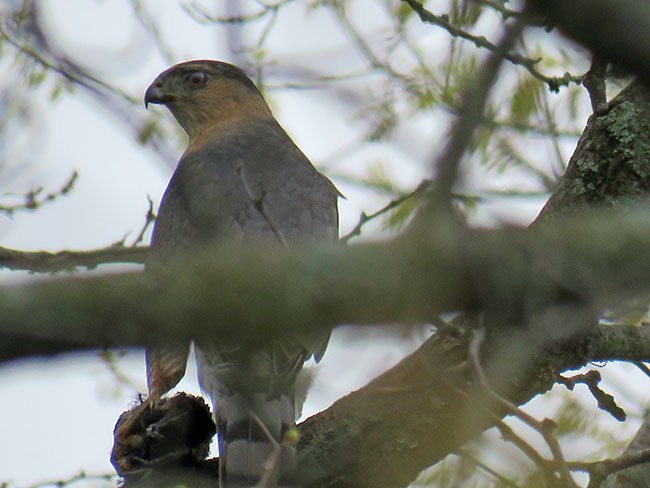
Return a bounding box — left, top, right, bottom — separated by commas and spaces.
536, 81, 650, 221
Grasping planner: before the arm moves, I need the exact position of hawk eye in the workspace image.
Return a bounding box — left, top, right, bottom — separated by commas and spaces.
187, 70, 207, 87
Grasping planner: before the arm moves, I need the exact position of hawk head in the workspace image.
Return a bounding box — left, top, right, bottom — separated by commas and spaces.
144, 60, 267, 138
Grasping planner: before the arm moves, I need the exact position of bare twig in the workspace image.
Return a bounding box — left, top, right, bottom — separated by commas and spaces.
128, 0, 176, 64
251, 413, 290, 488
0, 244, 147, 273
634, 361, 650, 380
490, 118, 581, 138
98, 349, 142, 393
558, 370, 626, 421
129, 196, 157, 247
471, 0, 528, 20
19, 471, 115, 488
182, 0, 295, 25
341, 179, 431, 243
539, 90, 567, 180
0, 8, 179, 167
430, 16, 526, 204
569, 447, 650, 487
469, 329, 579, 487
496, 419, 551, 472
329, 4, 404, 82
456, 448, 523, 487
0, 171, 77, 216
0, 21, 138, 106
402, 0, 583, 92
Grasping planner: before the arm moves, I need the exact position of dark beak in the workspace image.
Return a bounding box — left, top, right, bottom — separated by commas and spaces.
144, 82, 172, 109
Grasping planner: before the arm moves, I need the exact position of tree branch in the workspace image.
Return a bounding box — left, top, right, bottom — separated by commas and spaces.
0, 244, 147, 273
104, 320, 650, 488
5, 206, 650, 364
295, 324, 650, 487
535, 81, 650, 222
402, 0, 583, 91
0, 171, 78, 216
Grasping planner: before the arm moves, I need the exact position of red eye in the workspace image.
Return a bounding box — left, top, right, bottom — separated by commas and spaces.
187, 71, 207, 87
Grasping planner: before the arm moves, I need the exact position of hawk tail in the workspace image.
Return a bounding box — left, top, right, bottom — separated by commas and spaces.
217, 391, 297, 488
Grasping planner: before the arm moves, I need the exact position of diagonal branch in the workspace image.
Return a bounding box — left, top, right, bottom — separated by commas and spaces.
402, 0, 583, 92
426, 16, 526, 204
295, 324, 650, 487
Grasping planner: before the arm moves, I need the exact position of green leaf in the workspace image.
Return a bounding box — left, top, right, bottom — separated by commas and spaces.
50, 81, 63, 101
510, 76, 542, 124
138, 119, 159, 145
395, 2, 414, 25
384, 192, 422, 231
366, 161, 396, 193
450, 0, 483, 27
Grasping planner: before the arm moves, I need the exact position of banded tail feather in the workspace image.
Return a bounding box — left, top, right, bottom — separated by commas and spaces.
217, 392, 297, 488
196, 342, 306, 488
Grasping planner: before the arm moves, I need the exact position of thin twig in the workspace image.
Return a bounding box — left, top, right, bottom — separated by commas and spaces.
469, 329, 579, 487
98, 349, 142, 392
633, 361, 650, 380
456, 448, 523, 487
557, 370, 626, 421
251, 413, 283, 488
402, 0, 583, 92
128, 0, 176, 64
0, 22, 138, 106
443, 368, 557, 481
182, 0, 294, 24
0, 171, 78, 216
130, 196, 157, 247
341, 179, 432, 243
20, 471, 116, 488
471, 0, 528, 19
430, 16, 527, 204
328, 3, 410, 86
540, 90, 568, 180
0, 13, 179, 166
569, 447, 650, 487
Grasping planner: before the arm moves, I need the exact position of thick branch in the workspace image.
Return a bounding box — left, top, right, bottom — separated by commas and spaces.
535, 81, 650, 221
603, 414, 650, 487
4, 209, 650, 364
296, 324, 650, 487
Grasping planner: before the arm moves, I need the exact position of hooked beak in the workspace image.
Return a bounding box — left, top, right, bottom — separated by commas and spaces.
144, 81, 173, 109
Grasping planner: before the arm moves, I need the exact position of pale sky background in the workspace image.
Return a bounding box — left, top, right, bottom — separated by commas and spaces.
0, 1, 648, 487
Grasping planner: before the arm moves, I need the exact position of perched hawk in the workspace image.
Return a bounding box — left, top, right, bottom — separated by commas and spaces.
144, 60, 339, 488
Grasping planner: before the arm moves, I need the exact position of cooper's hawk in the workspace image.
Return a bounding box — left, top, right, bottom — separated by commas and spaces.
144, 60, 339, 488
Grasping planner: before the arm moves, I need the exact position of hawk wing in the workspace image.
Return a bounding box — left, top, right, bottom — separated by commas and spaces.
148, 115, 338, 397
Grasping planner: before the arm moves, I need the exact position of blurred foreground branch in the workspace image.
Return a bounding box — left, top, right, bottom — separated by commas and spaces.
3, 206, 650, 364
